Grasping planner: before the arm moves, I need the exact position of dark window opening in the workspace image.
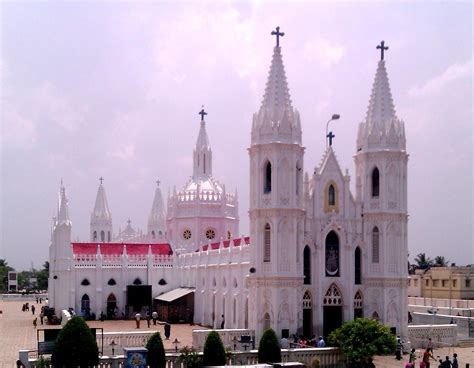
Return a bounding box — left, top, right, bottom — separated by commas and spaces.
355, 247, 362, 285
264, 161, 272, 193
372, 168, 380, 197
328, 184, 336, 206
303, 246, 311, 284
107, 278, 116, 286
81, 279, 90, 286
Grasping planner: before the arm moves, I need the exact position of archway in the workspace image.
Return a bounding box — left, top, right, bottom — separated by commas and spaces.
323, 284, 343, 338
263, 312, 271, 330
302, 291, 313, 338
354, 291, 363, 319
81, 294, 90, 316
106, 293, 117, 319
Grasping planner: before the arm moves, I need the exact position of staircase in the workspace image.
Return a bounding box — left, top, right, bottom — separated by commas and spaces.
457, 338, 474, 347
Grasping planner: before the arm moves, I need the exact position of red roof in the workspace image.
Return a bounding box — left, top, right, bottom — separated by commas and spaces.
72, 243, 173, 256
200, 236, 250, 251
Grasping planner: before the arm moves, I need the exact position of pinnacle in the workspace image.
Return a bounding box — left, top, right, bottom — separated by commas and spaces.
92, 182, 111, 220
196, 120, 211, 150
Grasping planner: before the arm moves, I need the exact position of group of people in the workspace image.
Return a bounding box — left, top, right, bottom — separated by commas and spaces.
280, 335, 326, 349
405, 338, 459, 368
133, 311, 171, 339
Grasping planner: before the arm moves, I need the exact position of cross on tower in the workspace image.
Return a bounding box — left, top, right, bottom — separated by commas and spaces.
376, 40, 389, 60
199, 106, 207, 121
327, 131, 336, 146
127, 218, 131, 226
99, 176, 104, 185
156, 180, 160, 187
271, 26, 285, 47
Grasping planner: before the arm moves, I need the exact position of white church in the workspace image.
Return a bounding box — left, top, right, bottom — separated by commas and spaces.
48, 30, 409, 341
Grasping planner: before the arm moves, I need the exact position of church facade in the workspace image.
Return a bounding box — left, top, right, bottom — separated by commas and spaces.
48, 32, 408, 341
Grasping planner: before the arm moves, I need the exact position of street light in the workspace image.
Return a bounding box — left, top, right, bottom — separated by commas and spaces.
326, 114, 340, 148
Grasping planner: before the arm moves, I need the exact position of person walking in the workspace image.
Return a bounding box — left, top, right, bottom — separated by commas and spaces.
152, 310, 158, 325
220, 314, 225, 329
451, 353, 458, 368
422, 347, 435, 368
409, 348, 416, 364
164, 322, 171, 339
33, 317, 37, 329
135, 312, 141, 329
317, 336, 325, 347
146, 311, 151, 328
31, 305, 35, 315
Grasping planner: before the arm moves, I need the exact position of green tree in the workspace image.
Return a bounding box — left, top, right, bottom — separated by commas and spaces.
51, 316, 99, 367
0, 259, 14, 293
328, 318, 396, 367
414, 253, 433, 270
434, 256, 449, 267
146, 332, 166, 368
202, 331, 226, 366
258, 328, 281, 364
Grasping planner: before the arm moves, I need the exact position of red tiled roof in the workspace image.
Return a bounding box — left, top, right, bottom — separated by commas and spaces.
200, 236, 250, 251
72, 243, 173, 255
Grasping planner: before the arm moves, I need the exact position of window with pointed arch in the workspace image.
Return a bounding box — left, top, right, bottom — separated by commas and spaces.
93, 231, 97, 241
354, 291, 363, 319
263, 312, 271, 330
324, 181, 339, 212
81, 294, 90, 313
107, 278, 116, 286
372, 227, 380, 263
151, 230, 156, 239
328, 184, 336, 205
264, 161, 272, 193
100, 230, 105, 242
355, 247, 362, 284
303, 291, 312, 309
303, 246, 311, 285
264, 223, 271, 262
372, 167, 380, 197
325, 231, 340, 277
107, 231, 111, 242
81, 278, 90, 286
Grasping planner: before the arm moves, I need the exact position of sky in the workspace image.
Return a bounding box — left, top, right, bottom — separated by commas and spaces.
1, 1, 472, 270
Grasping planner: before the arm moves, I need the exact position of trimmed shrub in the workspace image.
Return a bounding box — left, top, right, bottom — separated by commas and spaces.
202, 330, 226, 366
146, 332, 166, 368
51, 316, 99, 367
258, 328, 281, 363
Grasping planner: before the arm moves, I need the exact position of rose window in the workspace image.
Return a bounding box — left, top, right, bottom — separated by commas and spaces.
206, 228, 216, 240
183, 229, 192, 240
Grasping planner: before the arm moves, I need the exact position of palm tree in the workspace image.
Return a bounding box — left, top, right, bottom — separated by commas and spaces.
414, 253, 433, 270
434, 256, 449, 267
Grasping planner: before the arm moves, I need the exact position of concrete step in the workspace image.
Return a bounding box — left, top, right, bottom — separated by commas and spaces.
457, 338, 474, 347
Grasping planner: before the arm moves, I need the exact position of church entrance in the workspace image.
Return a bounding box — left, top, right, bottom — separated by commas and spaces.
302, 291, 312, 338
323, 284, 343, 338
106, 294, 117, 319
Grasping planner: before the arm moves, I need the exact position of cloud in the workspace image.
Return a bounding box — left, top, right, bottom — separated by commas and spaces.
408, 59, 472, 97
0, 107, 38, 149
302, 38, 344, 68
107, 144, 136, 161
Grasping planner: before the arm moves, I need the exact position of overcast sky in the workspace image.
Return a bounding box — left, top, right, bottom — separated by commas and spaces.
1, 1, 472, 270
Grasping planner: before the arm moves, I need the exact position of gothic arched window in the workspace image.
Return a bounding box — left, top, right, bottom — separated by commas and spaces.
263, 312, 271, 330
372, 167, 380, 197
81, 278, 90, 286
81, 294, 90, 312
93, 231, 97, 241
325, 231, 340, 277
372, 227, 380, 263
107, 231, 111, 242
151, 230, 155, 239
100, 230, 105, 242
303, 246, 311, 285
355, 247, 362, 285
328, 184, 336, 206
264, 161, 272, 193
107, 278, 116, 286
158, 278, 167, 286
264, 223, 271, 262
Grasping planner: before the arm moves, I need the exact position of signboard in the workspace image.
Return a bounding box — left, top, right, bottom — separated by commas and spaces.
124, 347, 147, 368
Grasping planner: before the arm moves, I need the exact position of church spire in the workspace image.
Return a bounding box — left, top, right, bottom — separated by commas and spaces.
357, 43, 405, 151
57, 180, 71, 225
193, 107, 212, 178
148, 180, 166, 240
92, 177, 111, 221
252, 27, 301, 145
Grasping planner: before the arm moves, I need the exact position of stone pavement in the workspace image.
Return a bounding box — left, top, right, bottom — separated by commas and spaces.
1, 299, 473, 367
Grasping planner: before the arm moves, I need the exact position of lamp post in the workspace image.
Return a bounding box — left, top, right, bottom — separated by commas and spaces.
325, 114, 340, 148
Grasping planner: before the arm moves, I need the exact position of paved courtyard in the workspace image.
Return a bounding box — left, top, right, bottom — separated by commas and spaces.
1, 299, 473, 367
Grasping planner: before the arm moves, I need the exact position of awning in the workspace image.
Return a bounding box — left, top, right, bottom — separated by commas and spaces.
155, 288, 195, 302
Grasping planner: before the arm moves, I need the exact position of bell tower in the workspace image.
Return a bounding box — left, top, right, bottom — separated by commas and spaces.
354, 41, 408, 338
248, 27, 305, 341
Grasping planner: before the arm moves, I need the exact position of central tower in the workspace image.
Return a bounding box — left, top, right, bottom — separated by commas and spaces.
248, 28, 305, 340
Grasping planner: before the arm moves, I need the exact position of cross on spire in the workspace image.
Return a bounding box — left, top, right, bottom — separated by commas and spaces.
127, 218, 131, 226
156, 180, 160, 187
99, 176, 104, 185
271, 26, 285, 47
327, 131, 335, 146
199, 106, 207, 121
376, 40, 389, 60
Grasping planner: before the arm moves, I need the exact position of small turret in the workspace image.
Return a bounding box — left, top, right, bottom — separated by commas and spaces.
193, 107, 213, 178
148, 180, 166, 241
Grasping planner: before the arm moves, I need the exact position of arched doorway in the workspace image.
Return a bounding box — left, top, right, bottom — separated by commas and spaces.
302, 291, 312, 338
323, 284, 343, 338
263, 312, 271, 330
325, 231, 340, 277
81, 294, 90, 316
354, 291, 363, 319
107, 293, 117, 319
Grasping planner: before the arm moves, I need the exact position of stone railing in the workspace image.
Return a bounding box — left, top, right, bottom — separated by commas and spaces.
23, 348, 344, 368
408, 324, 457, 348
192, 328, 255, 351
409, 296, 474, 309
412, 312, 472, 339
0, 293, 47, 301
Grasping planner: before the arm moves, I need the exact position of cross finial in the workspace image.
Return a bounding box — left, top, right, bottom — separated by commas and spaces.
271, 26, 285, 47
199, 106, 207, 121
376, 40, 389, 60
99, 176, 104, 185
127, 218, 131, 226
156, 180, 160, 187
327, 131, 336, 146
